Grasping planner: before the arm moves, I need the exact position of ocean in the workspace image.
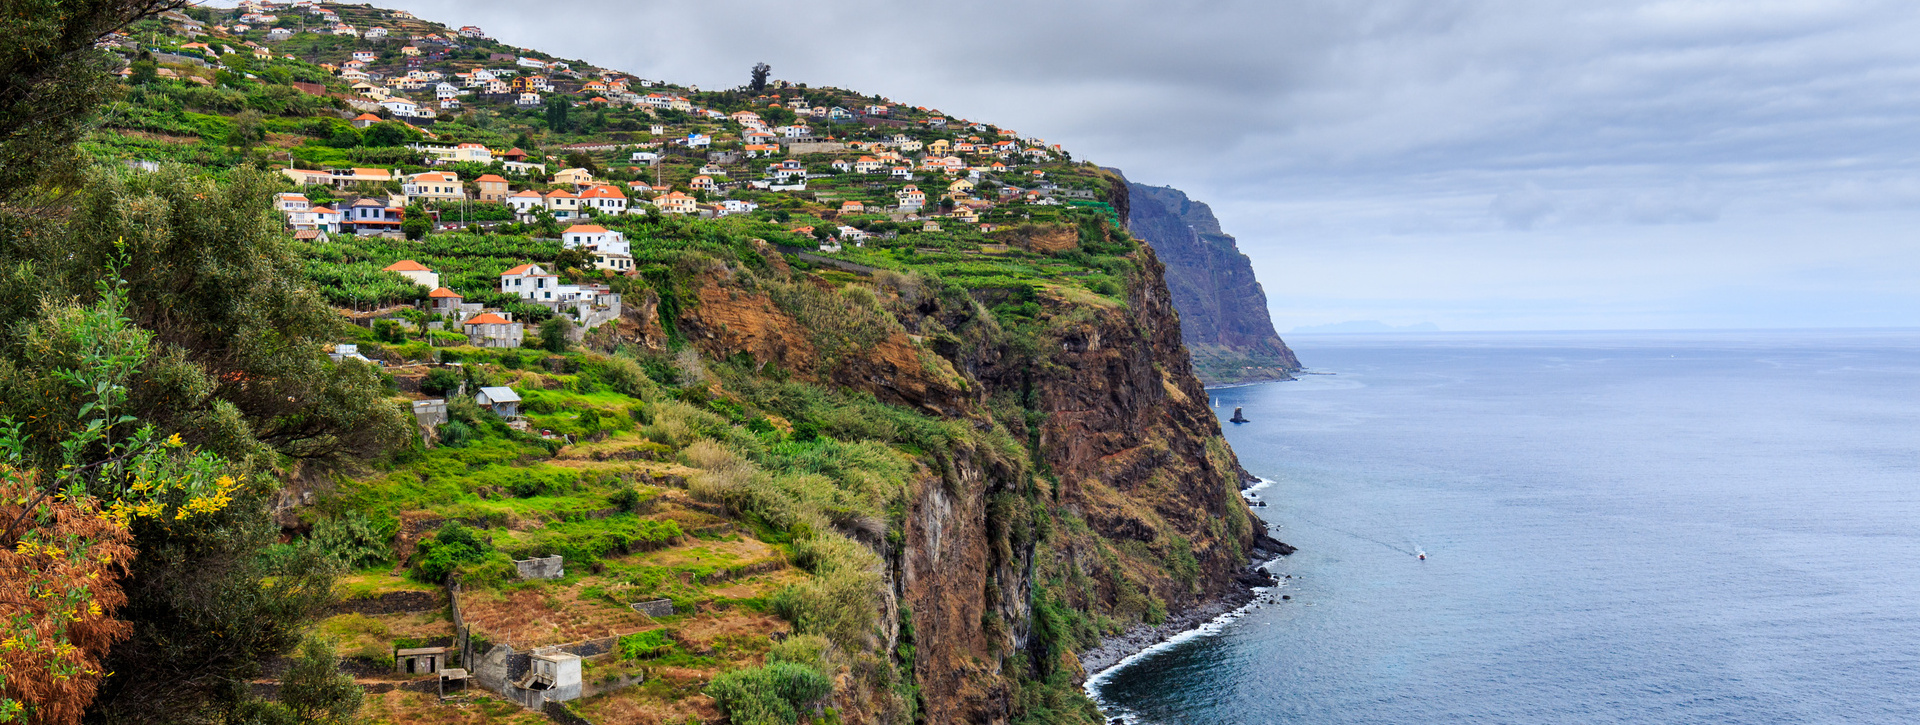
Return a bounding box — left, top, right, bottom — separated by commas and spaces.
1090, 330, 1920, 724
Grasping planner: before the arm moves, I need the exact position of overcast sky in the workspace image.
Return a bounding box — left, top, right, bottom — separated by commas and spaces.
367, 0, 1920, 331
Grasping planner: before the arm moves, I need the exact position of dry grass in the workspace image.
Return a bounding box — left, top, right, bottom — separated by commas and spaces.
462, 583, 652, 648
574, 669, 722, 725
359, 689, 549, 725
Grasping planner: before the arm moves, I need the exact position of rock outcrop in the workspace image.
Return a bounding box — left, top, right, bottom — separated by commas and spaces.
628, 179, 1282, 723
1122, 178, 1302, 384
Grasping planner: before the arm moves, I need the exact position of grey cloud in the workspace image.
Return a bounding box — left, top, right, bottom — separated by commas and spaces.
368, 0, 1920, 329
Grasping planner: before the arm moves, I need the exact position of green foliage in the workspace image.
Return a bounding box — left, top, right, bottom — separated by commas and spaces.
617, 629, 676, 659
1, 165, 415, 468
609, 485, 645, 513
411, 522, 492, 584
421, 368, 463, 397
403, 214, 429, 240
0, 0, 173, 199
308, 511, 395, 569
540, 316, 573, 353
704, 661, 833, 725
275, 637, 364, 725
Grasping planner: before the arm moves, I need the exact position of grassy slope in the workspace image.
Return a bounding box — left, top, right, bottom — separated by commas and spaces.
117, 4, 1220, 723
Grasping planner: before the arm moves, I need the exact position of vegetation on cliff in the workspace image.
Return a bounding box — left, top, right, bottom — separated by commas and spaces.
0, 3, 1280, 724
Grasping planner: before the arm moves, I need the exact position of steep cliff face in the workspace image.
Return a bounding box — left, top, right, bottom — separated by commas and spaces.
1122, 179, 1302, 384
642, 183, 1274, 723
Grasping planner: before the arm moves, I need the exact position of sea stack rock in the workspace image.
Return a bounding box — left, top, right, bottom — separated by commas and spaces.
1230, 406, 1250, 424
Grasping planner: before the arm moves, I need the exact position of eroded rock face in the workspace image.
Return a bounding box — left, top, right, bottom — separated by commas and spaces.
663, 208, 1271, 723
1123, 179, 1302, 384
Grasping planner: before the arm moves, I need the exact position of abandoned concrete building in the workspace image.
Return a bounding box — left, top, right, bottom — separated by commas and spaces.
514, 554, 564, 579
396, 646, 452, 675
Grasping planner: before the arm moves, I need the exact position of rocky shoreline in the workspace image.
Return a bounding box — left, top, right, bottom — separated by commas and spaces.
1078, 535, 1295, 676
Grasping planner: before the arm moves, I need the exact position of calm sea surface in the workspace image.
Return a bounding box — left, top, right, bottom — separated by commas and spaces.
1091, 330, 1920, 724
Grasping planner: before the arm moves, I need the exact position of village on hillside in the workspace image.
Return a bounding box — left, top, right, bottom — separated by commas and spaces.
105, 1, 1117, 350
70, 2, 1147, 723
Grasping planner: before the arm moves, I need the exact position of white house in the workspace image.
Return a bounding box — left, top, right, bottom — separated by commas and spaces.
401, 171, 463, 203
506, 189, 546, 219
593, 250, 633, 273
380, 97, 420, 117
501, 263, 571, 302
266, 27, 291, 40
576, 185, 628, 215
365, 26, 388, 39
896, 185, 926, 210
274, 192, 310, 214
562, 224, 628, 255
383, 260, 439, 289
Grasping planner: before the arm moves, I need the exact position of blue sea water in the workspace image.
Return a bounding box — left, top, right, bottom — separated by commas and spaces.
1091, 330, 1920, 724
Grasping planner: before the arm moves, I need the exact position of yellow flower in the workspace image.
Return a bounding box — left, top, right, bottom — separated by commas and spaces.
164, 433, 185, 448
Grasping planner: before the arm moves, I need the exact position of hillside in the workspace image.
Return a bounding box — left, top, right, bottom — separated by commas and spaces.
1124, 180, 1301, 384
20, 3, 1288, 724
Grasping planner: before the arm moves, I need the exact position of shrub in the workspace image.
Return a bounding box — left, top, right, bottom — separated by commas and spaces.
705, 661, 833, 725
411, 522, 491, 584
609, 485, 643, 513
308, 511, 394, 569
617, 629, 675, 659
437, 419, 476, 448
420, 368, 462, 396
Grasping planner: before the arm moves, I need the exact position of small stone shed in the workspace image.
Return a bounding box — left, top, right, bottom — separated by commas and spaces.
514, 554, 564, 579
396, 646, 452, 675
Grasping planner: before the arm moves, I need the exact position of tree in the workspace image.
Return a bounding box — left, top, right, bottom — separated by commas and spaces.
565, 151, 599, 175
750, 62, 771, 92
540, 316, 572, 353
275, 638, 362, 725
0, 0, 190, 200
420, 368, 461, 397
402, 213, 429, 240
128, 59, 156, 85
363, 120, 410, 147
225, 109, 265, 151
544, 95, 571, 133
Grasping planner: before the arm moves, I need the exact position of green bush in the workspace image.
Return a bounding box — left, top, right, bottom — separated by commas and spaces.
705, 661, 833, 725
609, 485, 644, 513
421, 368, 462, 396
617, 629, 675, 659
437, 419, 476, 448
308, 511, 395, 569
411, 522, 491, 584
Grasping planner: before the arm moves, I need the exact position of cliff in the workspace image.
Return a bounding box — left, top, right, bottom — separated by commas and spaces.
1121, 179, 1302, 384
642, 184, 1280, 722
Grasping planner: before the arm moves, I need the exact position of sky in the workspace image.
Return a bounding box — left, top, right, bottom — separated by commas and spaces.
363, 0, 1920, 331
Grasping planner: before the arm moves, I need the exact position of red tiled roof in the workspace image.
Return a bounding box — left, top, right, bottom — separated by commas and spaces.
501, 263, 542, 275
383, 260, 430, 272
428, 287, 462, 298
564, 224, 608, 233
464, 313, 512, 325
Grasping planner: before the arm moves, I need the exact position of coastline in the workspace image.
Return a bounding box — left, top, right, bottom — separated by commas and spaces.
1077, 572, 1272, 675
1079, 478, 1292, 719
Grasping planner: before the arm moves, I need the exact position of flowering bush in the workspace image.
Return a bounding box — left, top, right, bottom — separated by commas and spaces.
0, 256, 245, 725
